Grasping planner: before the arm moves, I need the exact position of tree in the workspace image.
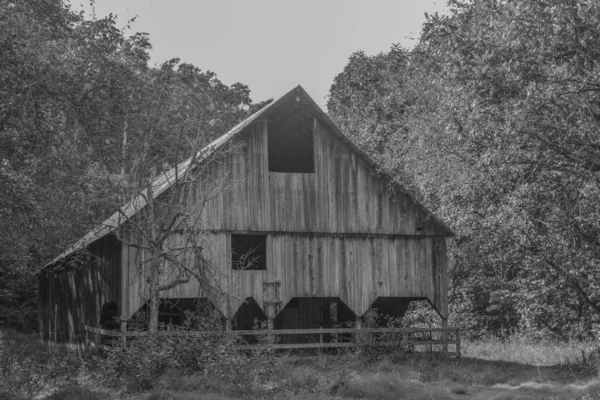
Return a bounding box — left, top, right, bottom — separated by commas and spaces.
113, 60, 255, 331
0, 0, 149, 330
0, 0, 264, 332
328, 0, 600, 339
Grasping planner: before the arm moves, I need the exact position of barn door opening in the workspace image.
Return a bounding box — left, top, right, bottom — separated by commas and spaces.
233, 297, 267, 331
274, 297, 355, 344
128, 298, 223, 330
99, 301, 120, 330
365, 297, 443, 328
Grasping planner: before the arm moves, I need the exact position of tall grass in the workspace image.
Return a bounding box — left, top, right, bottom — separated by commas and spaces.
463, 334, 597, 366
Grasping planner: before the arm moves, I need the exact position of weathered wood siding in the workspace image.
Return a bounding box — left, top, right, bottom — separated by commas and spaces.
122, 114, 448, 319
196, 119, 445, 236
38, 235, 120, 350
123, 232, 447, 319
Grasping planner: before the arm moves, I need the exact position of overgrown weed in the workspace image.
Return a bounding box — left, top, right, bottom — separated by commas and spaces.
464, 333, 598, 366
0, 329, 83, 399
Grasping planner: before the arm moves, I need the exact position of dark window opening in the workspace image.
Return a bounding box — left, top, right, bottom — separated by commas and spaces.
268, 116, 314, 173
232, 234, 267, 270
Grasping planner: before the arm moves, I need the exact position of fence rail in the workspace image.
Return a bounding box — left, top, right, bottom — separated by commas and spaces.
85, 325, 461, 357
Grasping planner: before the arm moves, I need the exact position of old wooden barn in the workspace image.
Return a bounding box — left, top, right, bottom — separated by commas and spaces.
38, 86, 454, 351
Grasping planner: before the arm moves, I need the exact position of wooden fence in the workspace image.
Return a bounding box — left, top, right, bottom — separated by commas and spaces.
85, 326, 461, 357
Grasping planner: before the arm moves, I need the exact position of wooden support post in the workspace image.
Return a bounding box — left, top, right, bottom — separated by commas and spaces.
54, 304, 58, 344
67, 310, 74, 353
48, 311, 52, 347
225, 318, 232, 331
267, 319, 274, 330
85, 325, 89, 356
38, 312, 43, 345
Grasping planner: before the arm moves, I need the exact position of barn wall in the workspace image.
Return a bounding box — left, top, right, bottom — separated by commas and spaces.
121, 231, 231, 320
121, 110, 449, 321
123, 232, 447, 319
39, 235, 121, 351
195, 118, 446, 235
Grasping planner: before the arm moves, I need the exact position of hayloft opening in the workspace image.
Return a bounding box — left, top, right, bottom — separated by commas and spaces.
231, 234, 267, 270
268, 115, 314, 173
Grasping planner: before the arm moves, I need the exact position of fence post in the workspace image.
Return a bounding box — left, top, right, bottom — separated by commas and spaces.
318, 327, 324, 361
355, 316, 362, 347
121, 320, 127, 349
429, 329, 433, 353
442, 319, 448, 355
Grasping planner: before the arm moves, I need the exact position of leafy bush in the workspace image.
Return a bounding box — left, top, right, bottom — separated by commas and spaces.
0, 329, 82, 398
350, 309, 426, 360
97, 308, 247, 393
100, 328, 244, 392
96, 313, 293, 394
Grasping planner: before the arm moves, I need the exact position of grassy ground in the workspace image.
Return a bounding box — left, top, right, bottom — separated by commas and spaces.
4, 330, 600, 400
128, 355, 600, 400
463, 335, 597, 366
124, 338, 600, 400
26, 360, 600, 400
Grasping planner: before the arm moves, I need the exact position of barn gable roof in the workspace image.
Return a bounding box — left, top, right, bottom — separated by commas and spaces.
38, 85, 454, 272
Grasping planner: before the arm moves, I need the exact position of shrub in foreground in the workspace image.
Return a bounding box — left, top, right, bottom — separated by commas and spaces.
99, 330, 245, 392
0, 330, 82, 398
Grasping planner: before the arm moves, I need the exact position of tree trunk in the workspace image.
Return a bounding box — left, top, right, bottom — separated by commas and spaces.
148, 287, 159, 332
148, 251, 161, 332
146, 172, 160, 332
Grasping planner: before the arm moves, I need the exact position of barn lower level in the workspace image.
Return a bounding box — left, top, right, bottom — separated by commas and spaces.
39, 232, 448, 351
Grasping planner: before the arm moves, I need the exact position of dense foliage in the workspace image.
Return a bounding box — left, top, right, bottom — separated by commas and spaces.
328, 0, 600, 339
0, 0, 265, 331
0, 330, 82, 398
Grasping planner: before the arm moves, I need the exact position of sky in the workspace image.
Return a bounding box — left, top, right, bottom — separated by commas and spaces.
72, 0, 448, 110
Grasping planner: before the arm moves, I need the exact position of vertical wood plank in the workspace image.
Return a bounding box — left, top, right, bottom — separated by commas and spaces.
388, 238, 398, 296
